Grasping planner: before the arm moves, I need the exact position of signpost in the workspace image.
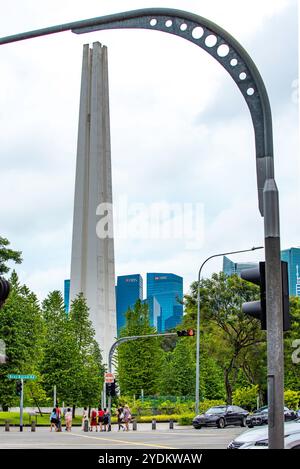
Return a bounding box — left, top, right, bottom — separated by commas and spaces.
7, 374, 36, 380
7, 374, 36, 431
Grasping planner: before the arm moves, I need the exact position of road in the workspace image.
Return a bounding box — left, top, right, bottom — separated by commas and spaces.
0, 423, 245, 449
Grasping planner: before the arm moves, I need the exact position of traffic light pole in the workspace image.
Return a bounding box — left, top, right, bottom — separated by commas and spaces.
195, 247, 263, 416
264, 183, 284, 449
20, 379, 24, 432
106, 333, 177, 430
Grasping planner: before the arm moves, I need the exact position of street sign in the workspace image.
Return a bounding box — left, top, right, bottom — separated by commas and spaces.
7, 374, 36, 380
105, 372, 114, 383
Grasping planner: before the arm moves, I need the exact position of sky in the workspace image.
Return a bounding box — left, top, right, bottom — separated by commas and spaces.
0, 0, 299, 301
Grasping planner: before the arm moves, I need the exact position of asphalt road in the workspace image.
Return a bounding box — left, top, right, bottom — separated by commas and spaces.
0, 423, 245, 449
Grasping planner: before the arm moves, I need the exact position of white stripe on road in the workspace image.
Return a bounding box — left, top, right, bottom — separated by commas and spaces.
67, 431, 177, 449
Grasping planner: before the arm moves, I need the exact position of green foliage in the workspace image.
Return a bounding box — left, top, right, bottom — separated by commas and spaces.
0, 272, 44, 408
40, 292, 104, 407
198, 399, 226, 414
284, 297, 300, 390
284, 390, 300, 410
160, 339, 195, 397
232, 385, 259, 411
116, 300, 164, 396
0, 237, 22, 275
177, 415, 194, 425
183, 273, 265, 403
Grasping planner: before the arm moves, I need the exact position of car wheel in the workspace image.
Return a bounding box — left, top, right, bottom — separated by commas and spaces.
240, 417, 247, 427
247, 423, 254, 428
217, 417, 225, 429
193, 425, 202, 429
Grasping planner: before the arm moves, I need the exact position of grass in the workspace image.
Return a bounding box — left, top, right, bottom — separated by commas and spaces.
0, 412, 82, 426
0, 412, 187, 426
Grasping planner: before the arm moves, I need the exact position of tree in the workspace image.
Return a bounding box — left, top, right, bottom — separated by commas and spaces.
183, 273, 265, 404
116, 300, 164, 396
0, 272, 43, 409
0, 237, 22, 275
68, 294, 105, 408
283, 296, 300, 390
40, 291, 80, 405
160, 338, 195, 397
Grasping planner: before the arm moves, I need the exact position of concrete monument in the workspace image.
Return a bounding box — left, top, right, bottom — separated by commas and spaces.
70, 42, 116, 363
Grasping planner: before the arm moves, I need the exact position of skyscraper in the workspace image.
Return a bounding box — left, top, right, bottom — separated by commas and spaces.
224, 248, 300, 298
147, 273, 183, 332
70, 43, 116, 363
64, 279, 70, 313
143, 295, 162, 330
115, 274, 143, 335
223, 256, 257, 277
281, 247, 300, 297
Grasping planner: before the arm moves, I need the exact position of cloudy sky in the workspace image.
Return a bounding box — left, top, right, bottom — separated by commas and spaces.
0, 0, 299, 300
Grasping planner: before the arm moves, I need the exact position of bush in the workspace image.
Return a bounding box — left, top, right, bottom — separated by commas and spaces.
198, 399, 226, 414
284, 390, 300, 410
232, 385, 258, 411
177, 414, 194, 426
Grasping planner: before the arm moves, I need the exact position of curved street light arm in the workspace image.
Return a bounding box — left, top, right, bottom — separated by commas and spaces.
0, 8, 274, 215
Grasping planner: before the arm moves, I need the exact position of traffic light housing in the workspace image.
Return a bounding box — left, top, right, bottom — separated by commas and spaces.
106, 381, 116, 397
16, 380, 22, 396
0, 277, 10, 309
176, 329, 195, 337
241, 261, 290, 331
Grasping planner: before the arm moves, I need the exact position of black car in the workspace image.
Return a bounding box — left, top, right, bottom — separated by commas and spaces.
192, 405, 248, 429
246, 406, 297, 428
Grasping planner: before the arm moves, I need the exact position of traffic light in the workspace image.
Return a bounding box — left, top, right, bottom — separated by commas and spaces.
176, 329, 195, 337
106, 381, 116, 397
0, 277, 10, 309
241, 261, 290, 331
16, 381, 22, 397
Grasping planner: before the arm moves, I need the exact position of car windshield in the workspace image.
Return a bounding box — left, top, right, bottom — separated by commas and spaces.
206, 407, 226, 414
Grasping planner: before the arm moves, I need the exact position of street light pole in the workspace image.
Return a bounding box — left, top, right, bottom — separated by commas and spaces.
106, 332, 178, 430
195, 246, 263, 415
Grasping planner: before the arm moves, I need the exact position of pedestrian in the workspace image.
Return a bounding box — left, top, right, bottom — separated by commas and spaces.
82, 406, 89, 431
97, 407, 105, 432
123, 405, 131, 432
65, 407, 72, 432
116, 406, 125, 431
50, 408, 57, 432
55, 404, 62, 432
103, 408, 109, 431
90, 408, 98, 431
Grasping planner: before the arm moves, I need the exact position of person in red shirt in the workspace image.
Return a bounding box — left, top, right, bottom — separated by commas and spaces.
90, 408, 97, 431
97, 407, 105, 432
55, 404, 62, 432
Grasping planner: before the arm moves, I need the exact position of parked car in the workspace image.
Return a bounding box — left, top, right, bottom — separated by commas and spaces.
246, 406, 297, 428
228, 419, 300, 449
193, 405, 248, 429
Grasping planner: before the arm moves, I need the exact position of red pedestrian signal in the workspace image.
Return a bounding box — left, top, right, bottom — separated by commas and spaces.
177, 329, 195, 337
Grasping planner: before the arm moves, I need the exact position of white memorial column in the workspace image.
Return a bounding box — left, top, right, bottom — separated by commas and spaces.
70, 43, 116, 364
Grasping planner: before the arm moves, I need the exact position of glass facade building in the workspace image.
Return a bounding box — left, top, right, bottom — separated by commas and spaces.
64, 279, 70, 313
147, 273, 183, 332
223, 256, 257, 277
116, 274, 143, 335
224, 247, 300, 298
143, 296, 162, 330
281, 247, 300, 297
